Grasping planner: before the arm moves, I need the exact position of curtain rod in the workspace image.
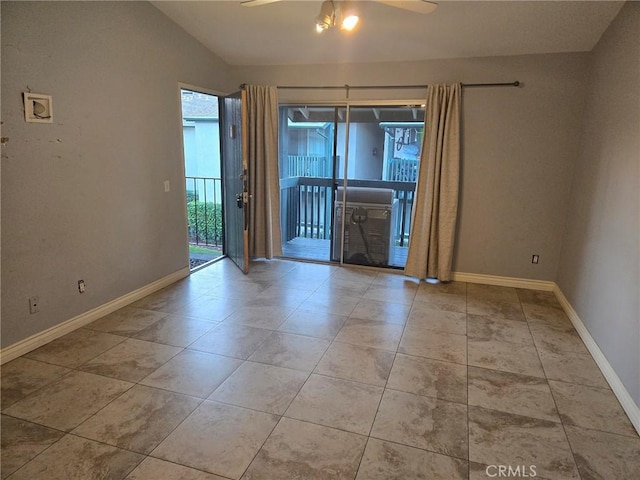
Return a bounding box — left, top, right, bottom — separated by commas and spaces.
239, 81, 520, 90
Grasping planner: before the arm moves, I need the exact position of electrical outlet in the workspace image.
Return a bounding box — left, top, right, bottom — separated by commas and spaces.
29, 296, 39, 314
164, 180, 170, 192
532, 254, 540, 264
78, 280, 86, 293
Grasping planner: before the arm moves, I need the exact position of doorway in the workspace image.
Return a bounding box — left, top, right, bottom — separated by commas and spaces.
279, 103, 424, 269
179, 89, 224, 270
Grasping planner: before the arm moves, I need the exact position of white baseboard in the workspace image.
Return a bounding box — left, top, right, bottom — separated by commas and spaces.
0, 267, 190, 365
452, 272, 555, 291
553, 284, 640, 436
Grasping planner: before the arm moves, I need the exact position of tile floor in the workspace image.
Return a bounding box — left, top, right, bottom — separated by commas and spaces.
2, 258, 639, 479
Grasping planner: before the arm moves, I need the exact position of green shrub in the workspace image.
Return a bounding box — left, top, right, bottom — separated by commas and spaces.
186, 190, 199, 203
187, 202, 222, 246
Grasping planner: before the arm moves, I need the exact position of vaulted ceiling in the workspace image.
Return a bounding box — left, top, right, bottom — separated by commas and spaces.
151, 1, 624, 66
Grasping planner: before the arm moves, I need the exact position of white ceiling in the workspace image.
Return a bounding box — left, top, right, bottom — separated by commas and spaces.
151, 0, 624, 66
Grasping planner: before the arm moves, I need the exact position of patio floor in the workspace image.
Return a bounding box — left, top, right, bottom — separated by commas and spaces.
189, 245, 223, 270
282, 236, 408, 268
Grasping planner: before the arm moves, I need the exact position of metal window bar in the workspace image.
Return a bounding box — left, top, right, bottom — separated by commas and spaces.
302, 185, 306, 236
317, 187, 323, 239
186, 176, 223, 248
202, 178, 208, 245
299, 185, 304, 237
397, 189, 414, 247
212, 179, 217, 244
192, 177, 199, 244
308, 186, 312, 237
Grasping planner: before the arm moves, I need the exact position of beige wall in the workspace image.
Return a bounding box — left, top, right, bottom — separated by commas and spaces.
234, 53, 589, 280
557, 2, 640, 405
3, 4, 635, 420
1, 1, 235, 347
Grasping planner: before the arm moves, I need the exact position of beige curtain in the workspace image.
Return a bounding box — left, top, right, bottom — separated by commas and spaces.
245, 85, 282, 258
404, 83, 461, 281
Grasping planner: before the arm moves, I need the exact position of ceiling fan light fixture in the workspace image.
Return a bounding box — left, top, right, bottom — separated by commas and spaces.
315, 0, 335, 33
315, 15, 331, 32
314, 0, 359, 33
341, 14, 359, 31
340, 2, 359, 31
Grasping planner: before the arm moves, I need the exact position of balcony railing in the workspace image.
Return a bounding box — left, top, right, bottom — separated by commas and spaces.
185, 176, 223, 248
185, 171, 415, 268
280, 176, 415, 248
386, 158, 418, 182
286, 155, 332, 177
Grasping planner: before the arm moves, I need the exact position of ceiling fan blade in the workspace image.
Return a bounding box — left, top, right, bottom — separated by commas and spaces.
240, 0, 281, 7
376, 0, 438, 15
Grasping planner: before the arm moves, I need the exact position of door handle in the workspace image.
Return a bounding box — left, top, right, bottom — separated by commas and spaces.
236, 193, 243, 209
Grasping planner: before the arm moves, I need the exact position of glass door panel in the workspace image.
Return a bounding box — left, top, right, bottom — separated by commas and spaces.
279, 105, 346, 262
338, 105, 425, 269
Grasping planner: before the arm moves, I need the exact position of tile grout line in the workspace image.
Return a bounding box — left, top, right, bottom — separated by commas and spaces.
519, 291, 587, 479
465, 282, 471, 480
4, 260, 637, 478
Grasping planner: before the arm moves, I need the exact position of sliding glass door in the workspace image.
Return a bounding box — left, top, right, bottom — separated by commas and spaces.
279, 102, 424, 269
279, 105, 345, 262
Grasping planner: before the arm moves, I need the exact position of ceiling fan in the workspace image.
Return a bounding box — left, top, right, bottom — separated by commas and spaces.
241, 0, 438, 32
